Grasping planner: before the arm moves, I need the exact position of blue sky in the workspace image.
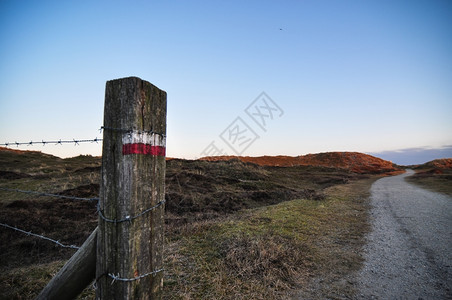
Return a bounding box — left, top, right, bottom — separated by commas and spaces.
0, 0, 451, 164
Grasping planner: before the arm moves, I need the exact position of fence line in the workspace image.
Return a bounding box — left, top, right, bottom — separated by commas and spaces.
0, 138, 102, 148
0, 134, 98, 276
0, 187, 165, 225
3, 77, 167, 299
1, 186, 165, 284
0, 183, 163, 280
0, 222, 80, 249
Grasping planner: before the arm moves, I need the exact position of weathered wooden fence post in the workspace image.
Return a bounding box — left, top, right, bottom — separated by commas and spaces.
96, 77, 167, 299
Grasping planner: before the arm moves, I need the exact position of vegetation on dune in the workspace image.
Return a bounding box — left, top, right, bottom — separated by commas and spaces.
200, 151, 403, 174
0, 147, 399, 299
412, 158, 452, 170
406, 158, 452, 195
164, 178, 376, 299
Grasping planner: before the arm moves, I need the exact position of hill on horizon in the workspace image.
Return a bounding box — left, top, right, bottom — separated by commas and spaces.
4, 147, 449, 175
414, 158, 452, 170
200, 151, 403, 174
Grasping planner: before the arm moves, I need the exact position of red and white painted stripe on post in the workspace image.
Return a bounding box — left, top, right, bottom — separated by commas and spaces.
122, 131, 166, 156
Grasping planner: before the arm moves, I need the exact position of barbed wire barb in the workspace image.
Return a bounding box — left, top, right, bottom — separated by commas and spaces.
0, 222, 80, 249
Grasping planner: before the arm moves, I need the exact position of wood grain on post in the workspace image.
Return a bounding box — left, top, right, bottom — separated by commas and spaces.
96, 77, 167, 299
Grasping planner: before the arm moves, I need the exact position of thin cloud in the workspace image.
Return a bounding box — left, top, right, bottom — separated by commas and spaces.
369, 145, 452, 165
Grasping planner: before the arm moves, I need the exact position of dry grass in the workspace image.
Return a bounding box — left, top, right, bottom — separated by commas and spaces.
0, 261, 65, 300
0, 149, 379, 299
405, 171, 452, 195
163, 177, 378, 299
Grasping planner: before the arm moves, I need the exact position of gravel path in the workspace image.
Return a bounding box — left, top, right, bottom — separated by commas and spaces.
357, 170, 452, 299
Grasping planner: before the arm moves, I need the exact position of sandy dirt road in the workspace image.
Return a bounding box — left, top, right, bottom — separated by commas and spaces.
357, 170, 452, 299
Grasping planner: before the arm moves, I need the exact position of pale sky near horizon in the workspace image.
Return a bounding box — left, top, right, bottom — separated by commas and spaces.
1, 0, 451, 165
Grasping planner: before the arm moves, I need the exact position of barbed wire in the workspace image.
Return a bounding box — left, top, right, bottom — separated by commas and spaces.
0, 126, 167, 148
0, 125, 168, 148
0, 138, 102, 148
1, 187, 165, 223
0, 222, 80, 249
93, 268, 164, 290
97, 200, 165, 224
0, 187, 99, 202
2, 128, 164, 289
2, 127, 166, 293
2, 186, 164, 223
108, 268, 164, 283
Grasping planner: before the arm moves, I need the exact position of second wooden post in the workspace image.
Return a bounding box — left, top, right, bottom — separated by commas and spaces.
96, 77, 167, 299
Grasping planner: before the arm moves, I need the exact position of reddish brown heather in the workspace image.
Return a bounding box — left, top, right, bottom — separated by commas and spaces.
0, 146, 32, 155
0, 147, 404, 174
425, 158, 452, 170
201, 152, 402, 174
